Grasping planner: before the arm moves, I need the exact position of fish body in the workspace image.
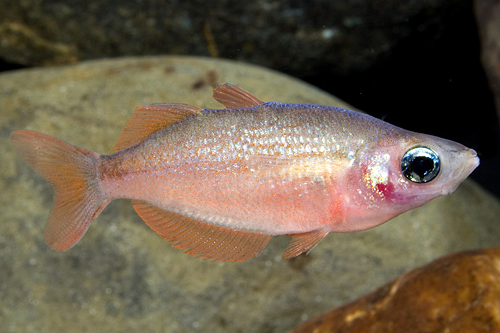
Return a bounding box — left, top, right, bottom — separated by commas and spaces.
11, 84, 479, 261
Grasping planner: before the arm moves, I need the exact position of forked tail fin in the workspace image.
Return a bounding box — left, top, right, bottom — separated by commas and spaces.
10, 130, 110, 250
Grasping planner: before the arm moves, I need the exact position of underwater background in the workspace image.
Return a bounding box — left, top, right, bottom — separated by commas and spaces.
1, 1, 500, 332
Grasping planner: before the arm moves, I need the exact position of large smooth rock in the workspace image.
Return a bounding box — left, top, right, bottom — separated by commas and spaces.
2, 56, 500, 332
291, 248, 500, 333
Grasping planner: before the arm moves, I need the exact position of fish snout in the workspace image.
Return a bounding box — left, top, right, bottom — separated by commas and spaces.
452, 148, 479, 179
442, 148, 479, 195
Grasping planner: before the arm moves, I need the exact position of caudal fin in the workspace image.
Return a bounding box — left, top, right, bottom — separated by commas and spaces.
11, 130, 110, 251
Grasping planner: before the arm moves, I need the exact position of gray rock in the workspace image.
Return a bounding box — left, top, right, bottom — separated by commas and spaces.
2, 56, 499, 332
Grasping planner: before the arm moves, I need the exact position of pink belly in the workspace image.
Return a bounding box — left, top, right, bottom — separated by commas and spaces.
102, 169, 341, 235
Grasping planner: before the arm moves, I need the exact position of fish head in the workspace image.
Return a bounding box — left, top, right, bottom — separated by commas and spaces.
388, 132, 479, 199
343, 131, 479, 230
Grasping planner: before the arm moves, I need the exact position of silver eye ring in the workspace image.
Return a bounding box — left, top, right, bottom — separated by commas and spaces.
401, 146, 440, 183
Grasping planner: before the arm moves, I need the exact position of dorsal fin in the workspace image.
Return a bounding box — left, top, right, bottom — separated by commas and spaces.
115, 103, 201, 151
283, 230, 329, 259
213, 83, 263, 109
132, 200, 272, 262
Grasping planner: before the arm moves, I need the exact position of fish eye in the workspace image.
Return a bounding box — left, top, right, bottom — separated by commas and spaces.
401, 146, 440, 183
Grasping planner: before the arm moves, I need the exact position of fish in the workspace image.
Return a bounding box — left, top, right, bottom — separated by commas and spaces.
10, 83, 479, 262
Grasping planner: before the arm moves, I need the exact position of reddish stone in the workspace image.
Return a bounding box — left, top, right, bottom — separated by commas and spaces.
291, 248, 500, 333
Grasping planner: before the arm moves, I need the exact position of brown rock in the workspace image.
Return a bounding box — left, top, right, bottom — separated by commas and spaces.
291, 248, 500, 333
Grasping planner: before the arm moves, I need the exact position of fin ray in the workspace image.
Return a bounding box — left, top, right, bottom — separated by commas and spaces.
132, 200, 272, 262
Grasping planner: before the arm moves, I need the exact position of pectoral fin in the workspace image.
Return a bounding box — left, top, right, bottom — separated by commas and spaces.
283, 230, 329, 259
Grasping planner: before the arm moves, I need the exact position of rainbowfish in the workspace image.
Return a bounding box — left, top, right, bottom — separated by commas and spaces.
11, 84, 479, 262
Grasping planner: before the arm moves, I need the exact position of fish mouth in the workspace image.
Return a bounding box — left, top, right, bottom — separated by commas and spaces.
444, 148, 479, 195
453, 148, 480, 179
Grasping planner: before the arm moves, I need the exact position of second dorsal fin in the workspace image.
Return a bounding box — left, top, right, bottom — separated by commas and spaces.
213, 83, 263, 109
115, 103, 202, 151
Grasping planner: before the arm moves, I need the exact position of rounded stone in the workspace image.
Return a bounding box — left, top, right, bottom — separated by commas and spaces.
1, 56, 499, 332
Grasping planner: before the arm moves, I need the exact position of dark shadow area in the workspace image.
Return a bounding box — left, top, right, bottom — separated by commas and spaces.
308, 5, 499, 197
0, 59, 27, 72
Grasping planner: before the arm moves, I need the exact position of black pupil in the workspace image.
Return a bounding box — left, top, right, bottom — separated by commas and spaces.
410, 156, 435, 179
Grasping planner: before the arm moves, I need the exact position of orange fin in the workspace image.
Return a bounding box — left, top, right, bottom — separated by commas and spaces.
10, 130, 110, 251
115, 103, 202, 151
283, 230, 329, 259
132, 200, 272, 262
213, 83, 263, 109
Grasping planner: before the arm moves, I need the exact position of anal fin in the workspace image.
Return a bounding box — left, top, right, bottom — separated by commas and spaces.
283, 230, 329, 259
132, 200, 272, 262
